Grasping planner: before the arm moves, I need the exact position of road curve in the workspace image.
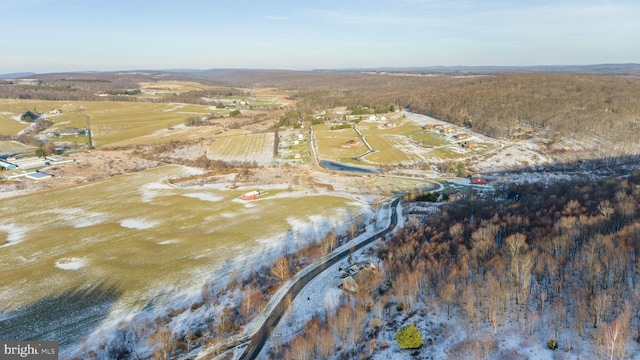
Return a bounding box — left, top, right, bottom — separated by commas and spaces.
197, 198, 400, 360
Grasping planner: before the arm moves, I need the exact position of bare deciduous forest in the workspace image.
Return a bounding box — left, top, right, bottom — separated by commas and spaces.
270, 172, 640, 359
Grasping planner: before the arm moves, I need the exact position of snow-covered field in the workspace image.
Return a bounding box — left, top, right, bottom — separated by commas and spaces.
0, 165, 372, 359
206, 133, 275, 166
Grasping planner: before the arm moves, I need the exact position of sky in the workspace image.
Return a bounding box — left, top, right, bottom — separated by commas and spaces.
1, 0, 639, 73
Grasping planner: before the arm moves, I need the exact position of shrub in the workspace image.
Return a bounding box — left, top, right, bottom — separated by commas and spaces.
395, 324, 423, 349
369, 317, 382, 329
547, 339, 558, 350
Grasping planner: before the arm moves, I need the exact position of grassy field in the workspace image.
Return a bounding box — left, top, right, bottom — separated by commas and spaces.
338, 173, 440, 197
70, 102, 213, 146
0, 140, 33, 154
0, 88, 288, 147
313, 115, 504, 166
0, 99, 215, 144
356, 121, 415, 136
405, 129, 450, 147
0, 165, 362, 343
207, 133, 275, 166
139, 80, 216, 94
362, 135, 413, 164
0, 117, 28, 136
314, 126, 367, 159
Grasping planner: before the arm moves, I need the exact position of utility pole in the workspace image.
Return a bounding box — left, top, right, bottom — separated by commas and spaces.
85, 114, 94, 149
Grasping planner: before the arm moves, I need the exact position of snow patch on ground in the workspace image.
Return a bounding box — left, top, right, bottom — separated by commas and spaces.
139, 181, 175, 203
55, 257, 85, 270
158, 240, 181, 245
183, 192, 223, 202
0, 223, 28, 247
44, 208, 108, 228
73, 215, 105, 228
119, 218, 158, 230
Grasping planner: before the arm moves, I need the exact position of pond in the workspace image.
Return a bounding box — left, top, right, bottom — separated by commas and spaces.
320, 160, 381, 174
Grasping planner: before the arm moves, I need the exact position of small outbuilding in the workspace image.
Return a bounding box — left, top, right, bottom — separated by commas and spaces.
470, 175, 486, 185
25, 171, 53, 181
241, 190, 260, 200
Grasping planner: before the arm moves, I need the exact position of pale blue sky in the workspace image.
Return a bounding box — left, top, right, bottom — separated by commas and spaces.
1, 0, 638, 73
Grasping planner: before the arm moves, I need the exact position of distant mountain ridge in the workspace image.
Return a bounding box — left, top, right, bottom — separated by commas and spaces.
328, 63, 640, 76
0, 72, 37, 78
6, 63, 640, 80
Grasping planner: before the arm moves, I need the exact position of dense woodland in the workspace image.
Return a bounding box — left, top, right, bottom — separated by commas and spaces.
269, 172, 640, 360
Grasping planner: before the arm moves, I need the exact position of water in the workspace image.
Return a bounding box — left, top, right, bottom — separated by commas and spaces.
320, 160, 381, 174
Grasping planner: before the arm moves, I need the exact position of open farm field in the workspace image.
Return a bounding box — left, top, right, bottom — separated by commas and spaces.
70, 102, 212, 146
0, 99, 215, 145
313, 112, 519, 171
314, 126, 366, 159
206, 133, 275, 166
0, 140, 33, 154
405, 129, 450, 147
139, 80, 217, 94
428, 145, 468, 160
346, 175, 440, 195
362, 135, 414, 164
356, 120, 414, 136
0, 117, 28, 136
251, 88, 295, 107
0, 99, 66, 136
112, 123, 232, 147
0, 165, 363, 344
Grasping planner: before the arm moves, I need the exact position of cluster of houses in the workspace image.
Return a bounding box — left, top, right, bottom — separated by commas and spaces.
48, 127, 88, 138
293, 133, 305, 145
424, 123, 478, 150
0, 156, 74, 180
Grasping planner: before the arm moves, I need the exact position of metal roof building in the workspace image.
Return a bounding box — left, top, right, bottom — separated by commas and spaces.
0, 159, 17, 170
25, 171, 53, 181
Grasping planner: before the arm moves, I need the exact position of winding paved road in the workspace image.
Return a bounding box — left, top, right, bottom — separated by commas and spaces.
197, 198, 400, 360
